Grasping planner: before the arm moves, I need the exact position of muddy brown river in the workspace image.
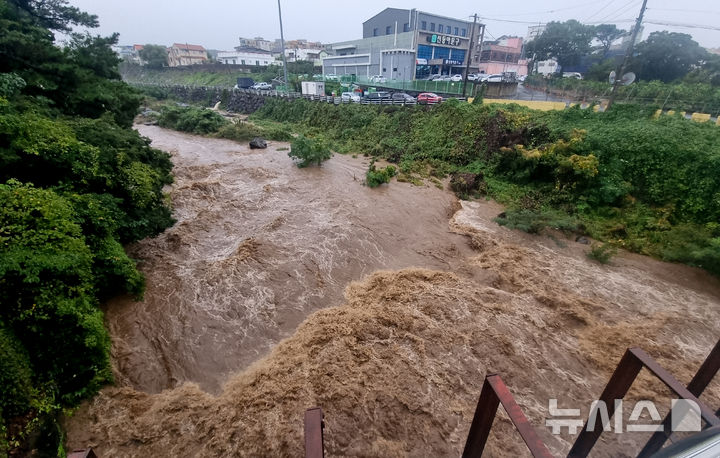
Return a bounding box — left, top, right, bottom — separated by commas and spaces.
66, 126, 720, 457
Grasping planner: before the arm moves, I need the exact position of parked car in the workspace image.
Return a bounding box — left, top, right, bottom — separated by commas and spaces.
251, 82, 272, 90
341, 91, 361, 102
562, 72, 583, 79
369, 75, 387, 83
428, 74, 443, 81
363, 91, 391, 102
467, 73, 481, 81
324, 74, 340, 81
517, 75, 527, 82
391, 92, 415, 103
450, 74, 463, 82
235, 77, 255, 89
482, 74, 503, 83
417, 92, 442, 104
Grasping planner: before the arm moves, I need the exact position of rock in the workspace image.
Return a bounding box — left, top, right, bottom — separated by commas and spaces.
497, 212, 507, 220
575, 236, 590, 245
249, 137, 267, 149
449, 171, 484, 195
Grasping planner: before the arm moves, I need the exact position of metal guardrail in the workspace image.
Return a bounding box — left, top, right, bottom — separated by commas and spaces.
569, 344, 720, 457
304, 407, 325, 458
462, 375, 553, 458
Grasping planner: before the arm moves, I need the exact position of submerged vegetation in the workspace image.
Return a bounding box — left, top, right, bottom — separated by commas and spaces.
250, 98, 720, 275
0, 0, 174, 453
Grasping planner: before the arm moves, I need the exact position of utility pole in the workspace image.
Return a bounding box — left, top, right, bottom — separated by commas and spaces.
606, 0, 648, 110
277, 0, 289, 92
462, 14, 478, 97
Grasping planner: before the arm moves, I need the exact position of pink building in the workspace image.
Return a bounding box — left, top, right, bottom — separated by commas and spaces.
477, 36, 527, 76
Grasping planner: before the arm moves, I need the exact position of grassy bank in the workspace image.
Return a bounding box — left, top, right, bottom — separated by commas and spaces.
245, 98, 720, 274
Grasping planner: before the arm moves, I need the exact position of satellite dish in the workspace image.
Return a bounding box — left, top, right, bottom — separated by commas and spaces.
621, 72, 636, 85
609, 71, 636, 85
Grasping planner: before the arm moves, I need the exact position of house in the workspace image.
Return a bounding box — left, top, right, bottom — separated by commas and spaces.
111, 45, 143, 64
477, 36, 528, 77
167, 43, 208, 67
238, 37, 273, 52
217, 47, 281, 66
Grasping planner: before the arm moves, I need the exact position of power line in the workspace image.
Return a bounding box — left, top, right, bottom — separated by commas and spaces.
646, 7, 720, 15
597, 0, 641, 23
585, 0, 620, 22
488, 0, 607, 17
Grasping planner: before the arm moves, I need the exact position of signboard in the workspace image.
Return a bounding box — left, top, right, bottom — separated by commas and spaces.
443, 59, 462, 65
416, 58, 428, 65
427, 34, 462, 47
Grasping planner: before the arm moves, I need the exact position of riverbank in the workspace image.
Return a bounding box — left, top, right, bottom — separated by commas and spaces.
65, 126, 720, 456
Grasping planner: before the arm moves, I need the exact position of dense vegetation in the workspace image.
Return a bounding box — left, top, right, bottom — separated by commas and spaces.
525, 75, 720, 114
0, 0, 174, 454
252, 98, 720, 275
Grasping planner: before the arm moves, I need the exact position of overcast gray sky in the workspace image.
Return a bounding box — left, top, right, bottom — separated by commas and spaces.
67, 0, 720, 50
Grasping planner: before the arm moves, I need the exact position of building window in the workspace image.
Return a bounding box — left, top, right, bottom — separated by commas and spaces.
461, 28, 466, 37
451, 49, 466, 63
241, 60, 245, 65
373, 28, 378, 36
454, 27, 459, 36
403, 23, 409, 32
256, 60, 259, 65
417, 44, 432, 60
433, 47, 450, 59
446, 25, 451, 34
437, 24, 442, 33
386, 25, 392, 35
232, 59, 236, 64
421, 21, 427, 30
430, 22, 435, 32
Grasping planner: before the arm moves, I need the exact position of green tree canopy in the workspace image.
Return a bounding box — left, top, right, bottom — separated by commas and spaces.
631, 31, 708, 83
683, 53, 720, 86
526, 20, 596, 70
593, 24, 626, 57
6, 0, 97, 31
139, 44, 168, 69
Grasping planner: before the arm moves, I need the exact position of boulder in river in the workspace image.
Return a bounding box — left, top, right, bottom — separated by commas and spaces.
249, 137, 267, 149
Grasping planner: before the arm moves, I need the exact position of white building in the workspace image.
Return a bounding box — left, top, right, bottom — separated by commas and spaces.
284, 48, 326, 66
526, 25, 546, 42
535, 59, 558, 76
217, 47, 281, 66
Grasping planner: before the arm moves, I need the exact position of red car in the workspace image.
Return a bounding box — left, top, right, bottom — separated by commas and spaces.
417, 92, 442, 104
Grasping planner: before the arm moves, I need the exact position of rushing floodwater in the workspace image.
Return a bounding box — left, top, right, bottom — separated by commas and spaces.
107, 125, 476, 394
66, 126, 720, 457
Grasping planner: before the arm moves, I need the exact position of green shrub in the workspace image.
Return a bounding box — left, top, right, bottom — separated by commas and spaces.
0, 327, 34, 420
158, 106, 227, 134
366, 162, 397, 188
288, 135, 332, 167
215, 122, 264, 141
587, 243, 617, 264
494, 208, 579, 234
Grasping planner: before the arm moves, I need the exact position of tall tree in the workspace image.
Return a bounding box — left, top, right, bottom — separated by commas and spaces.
593, 24, 626, 57
139, 44, 168, 68
631, 31, 708, 82
6, 0, 97, 31
684, 53, 720, 86
526, 20, 596, 70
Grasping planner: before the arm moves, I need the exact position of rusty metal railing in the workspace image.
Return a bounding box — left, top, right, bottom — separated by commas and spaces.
568, 345, 720, 457
638, 339, 720, 456
462, 374, 553, 458
304, 407, 325, 458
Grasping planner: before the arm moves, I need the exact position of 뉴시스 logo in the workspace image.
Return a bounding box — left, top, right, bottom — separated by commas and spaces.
546, 398, 702, 434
